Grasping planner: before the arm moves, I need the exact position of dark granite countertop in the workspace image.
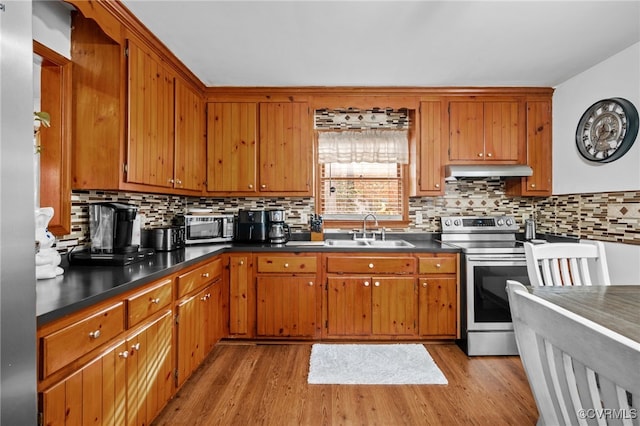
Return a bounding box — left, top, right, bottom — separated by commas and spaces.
36, 233, 458, 327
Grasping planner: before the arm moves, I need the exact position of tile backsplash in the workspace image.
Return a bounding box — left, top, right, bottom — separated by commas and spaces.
56, 184, 639, 252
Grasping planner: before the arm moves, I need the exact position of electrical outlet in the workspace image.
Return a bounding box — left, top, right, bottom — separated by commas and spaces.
300, 213, 308, 224
415, 211, 423, 225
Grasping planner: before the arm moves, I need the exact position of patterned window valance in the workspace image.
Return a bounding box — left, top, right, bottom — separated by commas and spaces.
317, 130, 409, 164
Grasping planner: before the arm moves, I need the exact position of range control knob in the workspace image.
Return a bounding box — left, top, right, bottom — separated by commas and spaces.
506, 218, 514, 226
444, 219, 452, 227
453, 219, 461, 226
496, 218, 505, 226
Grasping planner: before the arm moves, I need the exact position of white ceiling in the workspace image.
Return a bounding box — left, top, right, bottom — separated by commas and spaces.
120, 0, 640, 88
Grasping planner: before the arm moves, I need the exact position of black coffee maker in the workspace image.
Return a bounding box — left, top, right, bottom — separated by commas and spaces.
70, 202, 153, 265
89, 202, 139, 253
234, 210, 268, 243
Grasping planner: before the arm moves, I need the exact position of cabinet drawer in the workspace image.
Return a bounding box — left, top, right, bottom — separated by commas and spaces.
326, 256, 415, 274
41, 302, 124, 378
177, 257, 223, 298
256, 255, 317, 274
126, 278, 172, 328
418, 256, 457, 274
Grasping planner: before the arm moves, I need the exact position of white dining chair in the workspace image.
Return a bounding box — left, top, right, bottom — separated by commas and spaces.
524, 241, 611, 287
506, 280, 640, 426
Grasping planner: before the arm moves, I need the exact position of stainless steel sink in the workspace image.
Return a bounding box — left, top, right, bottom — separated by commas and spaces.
324, 239, 414, 248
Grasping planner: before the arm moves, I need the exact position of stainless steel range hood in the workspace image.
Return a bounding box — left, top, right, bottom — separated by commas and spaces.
445, 164, 533, 180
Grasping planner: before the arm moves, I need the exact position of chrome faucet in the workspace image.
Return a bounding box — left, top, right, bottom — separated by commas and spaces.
362, 213, 378, 240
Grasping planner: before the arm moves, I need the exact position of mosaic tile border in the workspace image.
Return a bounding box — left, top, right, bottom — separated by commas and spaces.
57, 186, 640, 253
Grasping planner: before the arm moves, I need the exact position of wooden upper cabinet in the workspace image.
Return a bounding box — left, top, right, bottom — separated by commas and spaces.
418, 100, 445, 195
174, 78, 205, 191
258, 102, 313, 194
448, 99, 524, 163
506, 98, 553, 196
126, 37, 175, 188
207, 102, 258, 193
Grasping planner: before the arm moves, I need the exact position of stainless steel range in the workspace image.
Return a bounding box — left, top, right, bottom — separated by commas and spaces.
440, 215, 531, 356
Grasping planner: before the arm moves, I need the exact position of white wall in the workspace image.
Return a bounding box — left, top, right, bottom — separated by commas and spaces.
32, 0, 72, 59
554, 43, 640, 283
553, 43, 640, 195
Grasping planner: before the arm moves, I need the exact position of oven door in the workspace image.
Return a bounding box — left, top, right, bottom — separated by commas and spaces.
465, 255, 530, 332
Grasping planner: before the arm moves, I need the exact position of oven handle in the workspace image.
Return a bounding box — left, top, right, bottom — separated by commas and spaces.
466, 255, 526, 262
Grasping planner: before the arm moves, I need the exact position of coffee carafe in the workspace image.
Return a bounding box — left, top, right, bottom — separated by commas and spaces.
267, 209, 290, 244
89, 202, 140, 253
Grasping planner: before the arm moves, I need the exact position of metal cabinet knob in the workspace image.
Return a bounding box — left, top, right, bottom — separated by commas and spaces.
284, 263, 289, 268
530, 183, 536, 188
131, 343, 140, 351
119, 351, 129, 359
150, 297, 161, 304
436, 263, 441, 268
248, 184, 253, 189
239, 260, 244, 265
478, 153, 483, 157
423, 282, 428, 288
487, 153, 492, 157
374, 281, 380, 287
89, 330, 101, 339
364, 281, 370, 287
368, 263, 374, 269
175, 179, 182, 185
308, 281, 314, 286
435, 183, 440, 188
168, 178, 175, 184
261, 184, 266, 189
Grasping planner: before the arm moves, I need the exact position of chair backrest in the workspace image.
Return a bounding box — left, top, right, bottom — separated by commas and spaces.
524, 241, 611, 287
506, 280, 640, 426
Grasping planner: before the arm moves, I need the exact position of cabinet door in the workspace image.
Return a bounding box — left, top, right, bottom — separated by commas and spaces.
207, 102, 257, 193
524, 100, 552, 194
126, 311, 173, 426
419, 278, 457, 337
418, 100, 444, 194
326, 277, 371, 336
449, 101, 485, 161
256, 276, 316, 337
484, 101, 520, 161
126, 38, 175, 188
41, 341, 127, 425
204, 279, 225, 353
174, 78, 205, 191
259, 102, 312, 194
229, 254, 253, 336
371, 277, 417, 336
176, 293, 204, 388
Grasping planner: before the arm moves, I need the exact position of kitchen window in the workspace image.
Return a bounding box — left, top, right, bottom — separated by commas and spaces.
317, 129, 409, 222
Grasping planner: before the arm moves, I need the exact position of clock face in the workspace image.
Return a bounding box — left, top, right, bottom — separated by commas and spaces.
575, 97, 639, 163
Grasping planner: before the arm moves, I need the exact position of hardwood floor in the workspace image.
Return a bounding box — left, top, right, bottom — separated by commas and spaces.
152, 342, 538, 426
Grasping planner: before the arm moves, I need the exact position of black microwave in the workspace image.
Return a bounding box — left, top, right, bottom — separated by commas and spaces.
179, 214, 234, 244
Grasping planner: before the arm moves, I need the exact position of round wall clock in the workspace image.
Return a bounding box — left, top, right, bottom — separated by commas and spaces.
575, 97, 639, 163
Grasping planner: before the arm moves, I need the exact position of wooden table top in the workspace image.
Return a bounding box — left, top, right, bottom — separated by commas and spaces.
531, 285, 640, 344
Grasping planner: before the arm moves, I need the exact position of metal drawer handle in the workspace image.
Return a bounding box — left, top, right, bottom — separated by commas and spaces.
368, 263, 374, 269
436, 263, 441, 268
284, 263, 289, 268
119, 351, 129, 359
202, 272, 210, 278
89, 330, 101, 339
150, 297, 161, 304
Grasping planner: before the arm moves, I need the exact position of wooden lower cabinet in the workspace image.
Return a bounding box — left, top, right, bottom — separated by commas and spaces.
326, 276, 417, 338
228, 253, 253, 337
126, 310, 174, 425
419, 277, 457, 337
40, 311, 173, 426
176, 279, 223, 388
257, 276, 317, 338
40, 340, 127, 425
